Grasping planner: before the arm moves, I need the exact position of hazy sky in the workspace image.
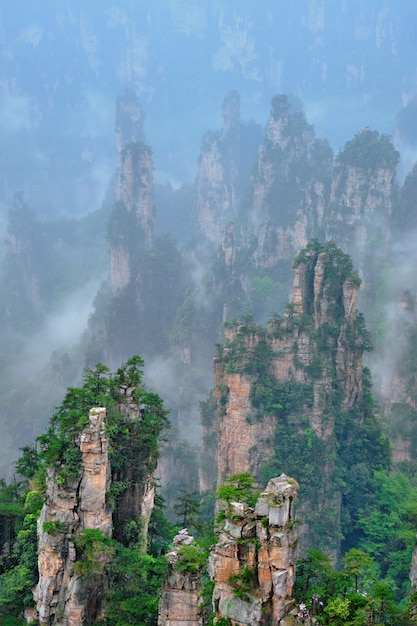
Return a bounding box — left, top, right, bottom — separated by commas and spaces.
1, 1, 416, 216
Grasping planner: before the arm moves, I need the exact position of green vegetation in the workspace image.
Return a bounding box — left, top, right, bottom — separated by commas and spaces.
216, 472, 259, 510
173, 490, 202, 534
0, 356, 171, 624
74, 529, 114, 578
216, 243, 399, 577
173, 542, 208, 574
228, 565, 257, 601
337, 129, 399, 171
294, 547, 405, 624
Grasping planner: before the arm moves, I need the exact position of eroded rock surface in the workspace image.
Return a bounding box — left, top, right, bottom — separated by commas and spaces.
210, 475, 298, 625
205, 242, 381, 555
35, 407, 111, 625
158, 531, 202, 626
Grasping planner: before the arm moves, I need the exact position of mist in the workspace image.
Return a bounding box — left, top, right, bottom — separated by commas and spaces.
1, 0, 417, 483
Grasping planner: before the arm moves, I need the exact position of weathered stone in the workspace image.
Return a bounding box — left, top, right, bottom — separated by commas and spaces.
35, 407, 112, 625
35, 392, 157, 624
210, 243, 365, 555
210, 475, 298, 625
110, 140, 155, 291
158, 532, 204, 626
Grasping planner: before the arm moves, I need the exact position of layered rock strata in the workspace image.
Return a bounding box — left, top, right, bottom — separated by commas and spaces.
35, 407, 111, 625
158, 530, 202, 626
205, 242, 381, 554
197, 91, 262, 243
110, 141, 155, 291
210, 475, 298, 625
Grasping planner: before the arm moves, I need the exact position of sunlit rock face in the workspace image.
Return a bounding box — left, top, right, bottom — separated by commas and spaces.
35, 391, 157, 624
205, 242, 383, 555
158, 478, 298, 626
210, 475, 298, 626
35, 407, 111, 625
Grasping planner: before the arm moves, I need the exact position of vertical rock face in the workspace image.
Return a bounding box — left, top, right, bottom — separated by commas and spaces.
158, 572, 202, 626
326, 129, 399, 278
205, 242, 386, 554
158, 531, 202, 626
158, 479, 298, 626
118, 142, 155, 241
250, 95, 333, 259
197, 91, 262, 243
115, 88, 145, 168
109, 89, 152, 292
197, 91, 241, 243
4, 196, 43, 321
109, 141, 155, 291
209, 94, 334, 328
35, 407, 111, 625
210, 475, 298, 626
411, 545, 417, 588
214, 330, 278, 484
209, 100, 399, 337
112, 384, 157, 540
35, 389, 159, 624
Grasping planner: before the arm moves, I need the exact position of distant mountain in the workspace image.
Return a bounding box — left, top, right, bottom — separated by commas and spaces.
1, 1, 416, 215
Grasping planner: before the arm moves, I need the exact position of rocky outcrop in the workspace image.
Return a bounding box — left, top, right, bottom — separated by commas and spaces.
410, 543, 417, 588
250, 95, 333, 259
197, 91, 261, 243
34, 381, 159, 624
35, 407, 111, 625
205, 242, 386, 554
326, 129, 398, 279
109, 141, 155, 291
112, 383, 157, 540
158, 478, 298, 626
115, 88, 145, 168
210, 475, 298, 625
209, 95, 333, 327
197, 91, 241, 243
158, 530, 203, 626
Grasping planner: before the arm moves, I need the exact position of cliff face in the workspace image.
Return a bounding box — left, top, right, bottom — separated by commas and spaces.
115, 88, 145, 169
210, 475, 298, 626
205, 242, 387, 554
158, 530, 202, 626
34, 380, 159, 625
250, 95, 333, 261
197, 91, 261, 243
210, 103, 400, 336
35, 407, 111, 625
158, 477, 297, 626
326, 129, 399, 279
209, 95, 334, 327
112, 383, 157, 540
109, 142, 155, 291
